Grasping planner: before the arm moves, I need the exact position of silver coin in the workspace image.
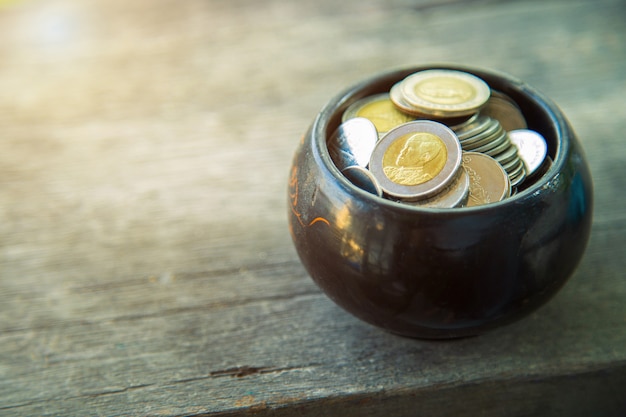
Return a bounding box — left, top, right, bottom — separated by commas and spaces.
508, 129, 548, 176
460, 121, 502, 149
369, 120, 462, 201
501, 154, 523, 172
409, 168, 470, 208
494, 143, 520, 165
484, 138, 514, 158
507, 159, 527, 188
327, 117, 379, 171
468, 126, 508, 153
511, 172, 527, 189
454, 114, 492, 141
341, 165, 383, 197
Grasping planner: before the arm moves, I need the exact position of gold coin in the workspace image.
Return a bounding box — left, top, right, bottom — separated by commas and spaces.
369, 121, 462, 201
401, 70, 490, 117
343, 93, 415, 134
382, 132, 448, 186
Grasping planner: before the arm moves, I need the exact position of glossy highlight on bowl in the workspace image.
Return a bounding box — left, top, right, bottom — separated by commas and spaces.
288, 64, 593, 339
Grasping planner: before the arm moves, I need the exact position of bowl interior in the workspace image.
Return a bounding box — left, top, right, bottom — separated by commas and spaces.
315, 65, 564, 211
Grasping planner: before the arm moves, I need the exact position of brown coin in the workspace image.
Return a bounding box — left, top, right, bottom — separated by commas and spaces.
480, 90, 527, 131
462, 152, 511, 207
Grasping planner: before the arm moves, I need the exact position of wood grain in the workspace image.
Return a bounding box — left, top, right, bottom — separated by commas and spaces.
1, 0, 625, 415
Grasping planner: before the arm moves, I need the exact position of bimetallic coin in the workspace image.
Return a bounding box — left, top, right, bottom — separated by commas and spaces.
462, 152, 511, 207
343, 93, 416, 135
341, 165, 383, 197
390, 82, 475, 125
390, 81, 423, 116
410, 168, 470, 209
327, 117, 378, 171
480, 90, 527, 131
369, 121, 462, 201
400, 69, 490, 117
382, 132, 448, 186
508, 129, 548, 177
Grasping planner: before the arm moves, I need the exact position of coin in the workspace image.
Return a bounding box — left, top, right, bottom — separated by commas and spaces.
480, 90, 527, 131
516, 156, 553, 192
400, 69, 490, 118
382, 132, 448, 186
507, 159, 527, 188
327, 117, 378, 171
461, 121, 503, 150
343, 93, 416, 134
461, 152, 511, 207
454, 114, 493, 142
493, 144, 519, 166
390, 81, 475, 125
369, 121, 462, 201
341, 165, 383, 197
508, 129, 548, 177
389, 81, 423, 116
410, 168, 470, 208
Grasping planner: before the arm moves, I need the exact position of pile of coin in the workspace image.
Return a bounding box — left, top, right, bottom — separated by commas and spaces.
329, 69, 550, 208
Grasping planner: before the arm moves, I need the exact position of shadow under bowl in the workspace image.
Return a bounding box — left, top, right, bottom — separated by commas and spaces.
288, 64, 593, 339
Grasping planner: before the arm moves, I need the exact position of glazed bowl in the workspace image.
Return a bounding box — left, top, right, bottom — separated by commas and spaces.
287, 64, 593, 339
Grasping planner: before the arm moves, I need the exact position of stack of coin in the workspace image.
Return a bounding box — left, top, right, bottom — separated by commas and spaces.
332, 68, 550, 207
389, 69, 490, 121
451, 114, 527, 188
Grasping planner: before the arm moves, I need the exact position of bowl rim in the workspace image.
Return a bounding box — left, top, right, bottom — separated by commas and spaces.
311, 63, 569, 214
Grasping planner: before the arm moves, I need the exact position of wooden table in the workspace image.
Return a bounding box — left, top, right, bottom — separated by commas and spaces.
1, 0, 625, 415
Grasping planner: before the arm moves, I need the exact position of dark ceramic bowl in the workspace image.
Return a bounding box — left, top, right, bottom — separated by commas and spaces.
288, 64, 593, 339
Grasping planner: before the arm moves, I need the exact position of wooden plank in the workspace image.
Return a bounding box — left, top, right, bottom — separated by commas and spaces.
1, 0, 625, 415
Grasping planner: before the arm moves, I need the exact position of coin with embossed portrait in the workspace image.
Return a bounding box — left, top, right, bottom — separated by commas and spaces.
369, 121, 462, 201
401, 69, 490, 118
343, 93, 416, 135
462, 152, 511, 207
